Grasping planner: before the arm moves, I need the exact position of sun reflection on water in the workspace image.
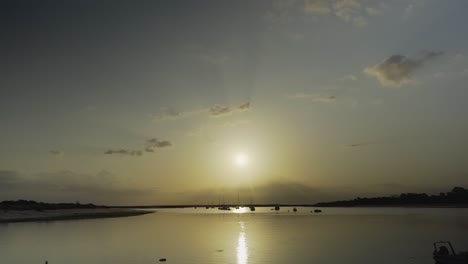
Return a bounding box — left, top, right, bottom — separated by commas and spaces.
237, 221, 248, 264
233, 207, 248, 214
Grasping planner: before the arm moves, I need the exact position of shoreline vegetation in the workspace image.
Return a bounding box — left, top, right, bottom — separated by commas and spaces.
0, 201, 153, 223
313, 186, 468, 208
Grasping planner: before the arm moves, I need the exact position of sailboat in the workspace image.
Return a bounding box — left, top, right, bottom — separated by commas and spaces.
248, 196, 256, 211
218, 195, 230, 211
234, 191, 241, 209
218, 206, 231, 211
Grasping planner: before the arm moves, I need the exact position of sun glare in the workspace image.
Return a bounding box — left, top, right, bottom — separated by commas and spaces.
235, 153, 249, 167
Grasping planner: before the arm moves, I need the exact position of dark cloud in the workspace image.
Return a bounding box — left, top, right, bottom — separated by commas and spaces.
105, 138, 172, 156
49, 150, 64, 156
209, 101, 251, 117
209, 105, 231, 116
153, 107, 204, 120
146, 138, 173, 152
145, 147, 155, 153
288, 93, 336, 102
364, 51, 443, 86
348, 141, 380, 147
238, 101, 250, 110
104, 149, 143, 156
155, 102, 251, 120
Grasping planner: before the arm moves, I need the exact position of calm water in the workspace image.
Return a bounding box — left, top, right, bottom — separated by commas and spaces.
1, 207, 468, 264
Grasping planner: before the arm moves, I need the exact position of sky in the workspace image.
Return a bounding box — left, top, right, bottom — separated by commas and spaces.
1, 0, 468, 205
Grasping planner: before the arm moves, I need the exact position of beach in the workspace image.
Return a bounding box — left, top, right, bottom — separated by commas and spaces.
0, 208, 153, 223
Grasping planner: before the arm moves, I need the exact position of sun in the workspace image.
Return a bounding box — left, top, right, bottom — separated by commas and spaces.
235, 153, 249, 167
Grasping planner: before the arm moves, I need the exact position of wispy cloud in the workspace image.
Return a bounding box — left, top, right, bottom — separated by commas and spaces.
209, 101, 251, 117
154, 102, 251, 121
104, 149, 143, 156
347, 141, 380, 147
366, 6, 382, 16
364, 51, 443, 86
305, 0, 381, 26
339, 74, 358, 82
153, 107, 205, 120
304, 0, 331, 15
145, 138, 173, 152
105, 137, 173, 156
333, 0, 367, 26
288, 93, 336, 102
266, 0, 386, 27
264, 0, 297, 25
49, 150, 64, 157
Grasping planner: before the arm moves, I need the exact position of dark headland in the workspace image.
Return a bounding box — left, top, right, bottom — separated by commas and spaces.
313, 186, 468, 208
0, 200, 153, 223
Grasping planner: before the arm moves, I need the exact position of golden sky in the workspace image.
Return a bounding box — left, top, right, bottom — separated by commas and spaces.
1, 0, 468, 205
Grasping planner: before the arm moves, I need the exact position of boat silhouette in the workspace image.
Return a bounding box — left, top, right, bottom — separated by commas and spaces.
433, 241, 468, 264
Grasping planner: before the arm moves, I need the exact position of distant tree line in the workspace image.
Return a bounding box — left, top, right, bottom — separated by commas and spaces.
0, 200, 100, 211
314, 187, 468, 207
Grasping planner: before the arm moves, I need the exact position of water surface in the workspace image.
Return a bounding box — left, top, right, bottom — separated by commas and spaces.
1, 207, 467, 264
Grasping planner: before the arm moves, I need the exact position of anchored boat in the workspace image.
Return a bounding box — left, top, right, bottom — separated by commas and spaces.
433, 241, 468, 264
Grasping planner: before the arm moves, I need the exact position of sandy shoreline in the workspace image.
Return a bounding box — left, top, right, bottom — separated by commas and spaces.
0, 208, 154, 223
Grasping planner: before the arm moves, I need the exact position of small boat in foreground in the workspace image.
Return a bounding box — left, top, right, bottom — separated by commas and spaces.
433, 241, 468, 264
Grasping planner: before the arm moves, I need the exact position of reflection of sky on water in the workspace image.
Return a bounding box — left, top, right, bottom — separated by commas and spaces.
237, 221, 248, 264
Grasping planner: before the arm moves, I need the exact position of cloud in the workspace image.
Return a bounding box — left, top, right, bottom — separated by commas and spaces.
154, 102, 251, 121
366, 6, 382, 16
264, 0, 297, 25
304, 0, 331, 15
209, 105, 231, 116
153, 107, 204, 120
49, 150, 64, 157
146, 138, 172, 148
301, 0, 387, 27
104, 149, 143, 156
333, 0, 361, 19
145, 138, 173, 152
364, 51, 443, 86
288, 93, 337, 102
105, 137, 172, 156
209, 101, 251, 117
347, 141, 380, 147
